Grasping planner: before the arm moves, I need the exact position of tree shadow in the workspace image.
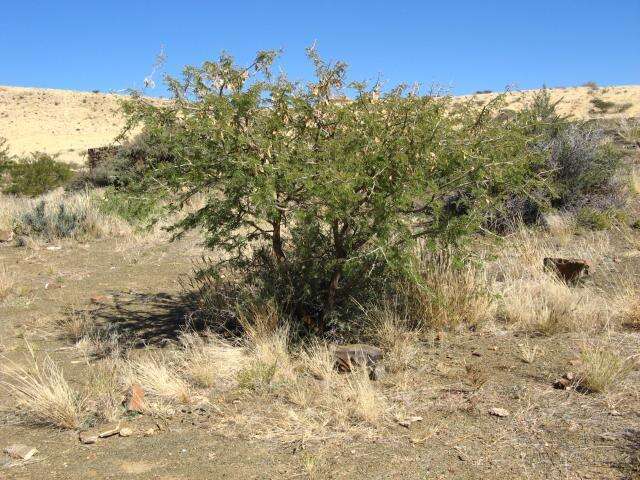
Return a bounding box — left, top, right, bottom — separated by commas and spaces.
88, 290, 199, 348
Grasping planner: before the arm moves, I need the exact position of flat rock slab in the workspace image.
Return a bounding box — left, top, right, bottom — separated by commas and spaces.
4, 444, 37, 460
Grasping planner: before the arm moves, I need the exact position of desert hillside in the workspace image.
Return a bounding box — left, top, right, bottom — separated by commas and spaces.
1, 84, 639, 165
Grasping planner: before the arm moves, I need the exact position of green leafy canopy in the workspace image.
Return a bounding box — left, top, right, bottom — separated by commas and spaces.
122, 47, 550, 333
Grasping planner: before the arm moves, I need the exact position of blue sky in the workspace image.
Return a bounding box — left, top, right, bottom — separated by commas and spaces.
1, 1, 638, 96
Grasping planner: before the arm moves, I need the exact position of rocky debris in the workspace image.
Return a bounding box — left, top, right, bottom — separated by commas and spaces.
334, 344, 385, 380
119, 427, 133, 437
79, 424, 120, 444
489, 407, 510, 418
543, 257, 591, 284
98, 424, 120, 438
125, 384, 145, 413
78, 432, 98, 444
3, 444, 37, 460
0, 229, 14, 243
397, 415, 423, 428
553, 372, 576, 390
45, 245, 62, 251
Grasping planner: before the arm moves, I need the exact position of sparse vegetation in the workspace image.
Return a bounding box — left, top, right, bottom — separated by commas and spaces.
578, 339, 633, 393
2, 50, 640, 479
1, 349, 84, 429
2, 153, 73, 197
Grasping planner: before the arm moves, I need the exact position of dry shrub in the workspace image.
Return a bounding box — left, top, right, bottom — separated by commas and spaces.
0, 265, 15, 301
367, 306, 420, 373
492, 226, 612, 334
409, 253, 493, 331
298, 340, 339, 384
178, 330, 246, 389
58, 308, 94, 342
237, 303, 297, 390
5, 189, 133, 242
1, 348, 84, 429
499, 277, 606, 334
578, 339, 634, 393
613, 285, 640, 330
86, 360, 122, 422
340, 367, 387, 423
123, 354, 193, 406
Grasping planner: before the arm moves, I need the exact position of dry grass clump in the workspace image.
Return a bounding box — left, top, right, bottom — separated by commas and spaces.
1, 349, 84, 429
340, 367, 387, 423
367, 306, 420, 373
499, 278, 606, 334
237, 303, 297, 391
123, 353, 193, 405
492, 226, 612, 334
58, 307, 94, 342
178, 330, 246, 389
0, 264, 15, 301
409, 253, 494, 331
577, 339, 634, 393
85, 360, 123, 422
518, 338, 543, 364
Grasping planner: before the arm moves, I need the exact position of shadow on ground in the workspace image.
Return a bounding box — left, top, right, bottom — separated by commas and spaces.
88, 290, 198, 348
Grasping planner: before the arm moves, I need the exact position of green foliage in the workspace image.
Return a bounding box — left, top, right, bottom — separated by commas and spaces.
121, 48, 550, 336
575, 207, 626, 231
237, 361, 277, 391
98, 188, 160, 225
3, 153, 73, 197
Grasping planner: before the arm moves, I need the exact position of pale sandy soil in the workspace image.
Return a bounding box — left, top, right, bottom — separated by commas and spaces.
1, 84, 639, 165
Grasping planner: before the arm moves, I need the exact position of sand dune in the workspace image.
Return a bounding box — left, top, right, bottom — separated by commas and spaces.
1, 84, 639, 165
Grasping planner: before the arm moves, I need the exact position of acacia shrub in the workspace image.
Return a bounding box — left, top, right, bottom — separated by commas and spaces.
122, 49, 549, 337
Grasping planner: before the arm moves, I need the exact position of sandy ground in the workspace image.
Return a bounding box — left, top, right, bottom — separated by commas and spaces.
1, 84, 639, 165
1, 230, 640, 479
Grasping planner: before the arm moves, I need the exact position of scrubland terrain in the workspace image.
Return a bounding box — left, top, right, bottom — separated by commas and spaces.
0, 83, 638, 164
1, 198, 640, 479
2, 52, 640, 479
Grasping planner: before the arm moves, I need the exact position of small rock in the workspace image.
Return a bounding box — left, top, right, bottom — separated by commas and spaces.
489, 407, 510, 418
143, 428, 155, 436
472, 351, 482, 357
398, 415, 423, 428
78, 432, 98, 444
119, 427, 133, 437
554, 377, 572, 390
3, 444, 37, 460
553, 372, 576, 390
45, 245, 62, 251
0, 229, 14, 243
125, 384, 145, 413
488, 346, 498, 351
98, 424, 120, 438
610, 410, 622, 417
543, 257, 591, 284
